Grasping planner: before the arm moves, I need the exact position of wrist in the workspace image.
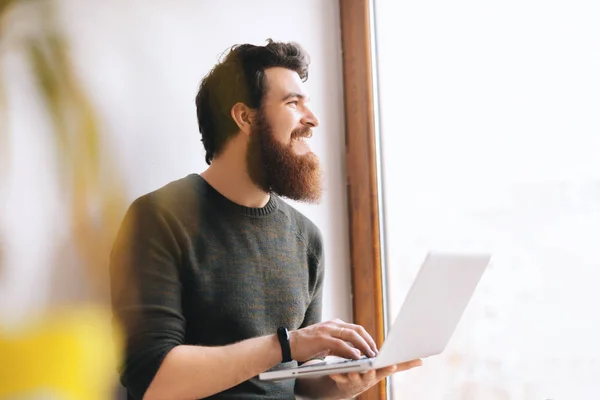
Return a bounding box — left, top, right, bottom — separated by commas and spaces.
277, 327, 293, 362
288, 329, 298, 361
264, 333, 284, 368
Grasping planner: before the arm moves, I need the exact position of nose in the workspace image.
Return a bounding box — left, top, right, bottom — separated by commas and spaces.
301, 106, 320, 128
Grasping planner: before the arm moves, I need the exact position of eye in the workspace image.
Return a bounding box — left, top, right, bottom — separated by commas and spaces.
287, 100, 298, 107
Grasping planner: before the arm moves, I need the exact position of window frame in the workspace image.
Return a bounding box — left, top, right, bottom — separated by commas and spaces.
339, 0, 386, 398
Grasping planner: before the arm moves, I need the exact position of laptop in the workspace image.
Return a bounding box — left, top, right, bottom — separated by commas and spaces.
259, 251, 491, 381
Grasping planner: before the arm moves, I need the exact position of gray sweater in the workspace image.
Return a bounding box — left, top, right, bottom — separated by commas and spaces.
110, 174, 324, 400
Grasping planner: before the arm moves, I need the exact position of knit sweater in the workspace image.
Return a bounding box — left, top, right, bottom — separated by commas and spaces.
109, 174, 324, 400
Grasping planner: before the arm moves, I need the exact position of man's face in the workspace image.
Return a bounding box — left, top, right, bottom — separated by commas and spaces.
246, 67, 322, 203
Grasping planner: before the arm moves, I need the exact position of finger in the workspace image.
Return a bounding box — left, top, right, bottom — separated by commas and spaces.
331, 324, 376, 358
301, 359, 327, 367
347, 372, 363, 386
394, 359, 422, 371
338, 321, 378, 355
399, 359, 423, 370
353, 324, 379, 355
360, 369, 377, 385
375, 359, 422, 380
337, 321, 378, 353
325, 337, 362, 359
375, 364, 398, 381
329, 373, 349, 384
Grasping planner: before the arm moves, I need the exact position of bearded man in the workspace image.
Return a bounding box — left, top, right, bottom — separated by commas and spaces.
109, 39, 420, 400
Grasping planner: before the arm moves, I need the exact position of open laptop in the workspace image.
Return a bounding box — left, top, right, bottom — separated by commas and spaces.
259, 251, 491, 381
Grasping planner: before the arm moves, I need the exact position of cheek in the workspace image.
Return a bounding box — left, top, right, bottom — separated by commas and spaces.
271, 126, 295, 147
268, 111, 301, 142
273, 128, 292, 144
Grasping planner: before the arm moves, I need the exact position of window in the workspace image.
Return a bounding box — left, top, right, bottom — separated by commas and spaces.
374, 0, 600, 398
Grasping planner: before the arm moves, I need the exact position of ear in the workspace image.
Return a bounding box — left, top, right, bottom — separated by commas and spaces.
230, 102, 255, 136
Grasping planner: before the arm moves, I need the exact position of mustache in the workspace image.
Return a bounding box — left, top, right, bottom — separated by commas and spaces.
291, 127, 313, 140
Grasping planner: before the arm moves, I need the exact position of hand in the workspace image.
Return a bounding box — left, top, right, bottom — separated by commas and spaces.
329, 359, 422, 398
289, 319, 378, 362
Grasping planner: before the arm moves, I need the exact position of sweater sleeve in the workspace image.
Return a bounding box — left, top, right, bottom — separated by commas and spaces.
297, 228, 325, 368
300, 227, 324, 329
109, 195, 185, 400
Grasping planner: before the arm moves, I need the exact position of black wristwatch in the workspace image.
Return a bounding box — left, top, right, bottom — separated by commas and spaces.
277, 327, 293, 362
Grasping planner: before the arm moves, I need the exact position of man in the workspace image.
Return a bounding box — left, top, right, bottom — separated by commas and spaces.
110, 39, 421, 400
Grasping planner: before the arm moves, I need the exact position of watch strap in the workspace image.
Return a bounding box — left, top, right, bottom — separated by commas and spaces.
277, 327, 293, 362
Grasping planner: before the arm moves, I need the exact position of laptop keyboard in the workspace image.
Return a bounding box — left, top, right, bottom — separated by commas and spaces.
298, 356, 373, 369
328, 356, 374, 365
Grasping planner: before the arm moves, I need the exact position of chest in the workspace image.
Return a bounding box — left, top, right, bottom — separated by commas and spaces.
182, 221, 313, 341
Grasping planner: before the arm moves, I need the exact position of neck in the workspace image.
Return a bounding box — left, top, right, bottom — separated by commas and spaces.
201, 144, 270, 209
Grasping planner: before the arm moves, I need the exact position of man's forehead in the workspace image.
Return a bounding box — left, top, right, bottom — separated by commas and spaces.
264, 67, 309, 99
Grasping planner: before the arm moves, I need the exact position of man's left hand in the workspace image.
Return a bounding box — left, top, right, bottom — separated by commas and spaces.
329, 359, 422, 398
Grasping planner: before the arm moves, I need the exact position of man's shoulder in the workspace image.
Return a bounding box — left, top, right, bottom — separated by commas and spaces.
275, 197, 323, 249
130, 174, 202, 216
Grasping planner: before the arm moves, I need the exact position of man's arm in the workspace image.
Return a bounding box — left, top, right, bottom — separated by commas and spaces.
144, 336, 281, 400
113, 197, 285, 399
145, 321, 378, 400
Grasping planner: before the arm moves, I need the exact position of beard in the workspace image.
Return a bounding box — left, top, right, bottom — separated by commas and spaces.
246, 109, 323, 203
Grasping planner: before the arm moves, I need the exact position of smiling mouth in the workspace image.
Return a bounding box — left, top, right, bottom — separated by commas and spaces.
292, 134, 313, 155
292, 129, 313, 141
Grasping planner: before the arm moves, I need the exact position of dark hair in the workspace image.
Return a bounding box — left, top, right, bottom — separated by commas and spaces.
195, 39, 310, 164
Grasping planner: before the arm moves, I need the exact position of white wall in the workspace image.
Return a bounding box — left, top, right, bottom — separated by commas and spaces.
0, 0, 352, 327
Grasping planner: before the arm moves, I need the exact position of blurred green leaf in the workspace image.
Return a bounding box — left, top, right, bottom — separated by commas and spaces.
0, 0, 127, 302
0, 0, 15, 17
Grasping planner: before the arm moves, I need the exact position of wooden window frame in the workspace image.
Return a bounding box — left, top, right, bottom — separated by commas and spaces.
339, 0, 386, 399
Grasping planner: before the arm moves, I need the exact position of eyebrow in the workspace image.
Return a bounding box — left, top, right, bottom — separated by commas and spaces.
281, 92, 310, 102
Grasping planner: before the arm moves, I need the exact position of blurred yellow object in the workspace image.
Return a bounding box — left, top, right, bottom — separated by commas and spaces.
0, 306, 122, 400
